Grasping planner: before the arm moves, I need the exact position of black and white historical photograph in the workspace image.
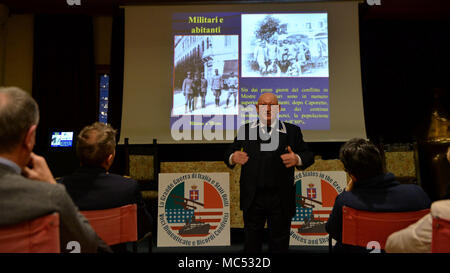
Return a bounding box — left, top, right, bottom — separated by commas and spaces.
172, 35, 239, 116
241, 13, 329, 78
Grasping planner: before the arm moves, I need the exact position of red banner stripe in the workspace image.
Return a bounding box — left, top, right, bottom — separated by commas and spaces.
312, 211, 332, 214
197, 219, 222, 223
194, 212, 223, 216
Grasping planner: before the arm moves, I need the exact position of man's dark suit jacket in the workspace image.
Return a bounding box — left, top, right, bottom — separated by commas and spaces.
224, 120, 314, 218
58, 166, 152, 239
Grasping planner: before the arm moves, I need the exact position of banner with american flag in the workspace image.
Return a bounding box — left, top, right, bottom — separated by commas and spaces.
158, 173, 230, 247
290, 171, 347, 246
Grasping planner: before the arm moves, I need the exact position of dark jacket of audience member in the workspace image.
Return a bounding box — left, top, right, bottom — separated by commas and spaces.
326, 172, 431, 252
59, 166, 152, 239
58, 122, 153, 251
325, 138, 431, 253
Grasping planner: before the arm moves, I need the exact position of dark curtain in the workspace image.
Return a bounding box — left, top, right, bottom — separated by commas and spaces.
32, 14, 97, 176
359, 5, 450, 143
32, 14, 97, 153
109, 7, 125, 141
108, 8, 126, 175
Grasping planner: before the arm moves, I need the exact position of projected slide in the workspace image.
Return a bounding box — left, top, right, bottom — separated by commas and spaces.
241, 14, 328, 78
171, 12, 329, 131
173, 35, 239, 116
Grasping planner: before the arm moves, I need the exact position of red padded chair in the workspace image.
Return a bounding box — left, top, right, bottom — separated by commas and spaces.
0, 213, 60, 253
431, 216, 450, 253
81, 204, 137, 249
342, 206, 430, 251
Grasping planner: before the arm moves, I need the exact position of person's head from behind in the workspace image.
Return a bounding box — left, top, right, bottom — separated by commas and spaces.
339, 138, 385, 183
76, 122, 117, 171
0, 87, 39, 168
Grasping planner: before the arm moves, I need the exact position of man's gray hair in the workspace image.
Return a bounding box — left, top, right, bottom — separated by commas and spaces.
0, 87, 39, 153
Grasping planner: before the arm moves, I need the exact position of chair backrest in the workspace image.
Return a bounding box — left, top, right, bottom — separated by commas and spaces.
81, 204, 137, 246
431, 216, 450, 253
342, 206, 430, 250
0, 213, 60, 253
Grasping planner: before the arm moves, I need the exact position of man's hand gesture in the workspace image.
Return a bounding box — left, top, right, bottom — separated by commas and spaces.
231, 151, 249, 165
23, 153, 57, 184
280, 146, 299, 168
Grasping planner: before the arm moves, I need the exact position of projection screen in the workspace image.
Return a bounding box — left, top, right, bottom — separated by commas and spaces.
121, 1, 366, 144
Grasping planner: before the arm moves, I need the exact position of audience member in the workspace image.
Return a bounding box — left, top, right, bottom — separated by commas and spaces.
58, 122, 153, 251
325, 138, 431, 252
385, 145, 450, 253
0, 86, 110, 253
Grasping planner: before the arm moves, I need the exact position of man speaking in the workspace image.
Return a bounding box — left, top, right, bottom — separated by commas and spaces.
225, 93, 314, 252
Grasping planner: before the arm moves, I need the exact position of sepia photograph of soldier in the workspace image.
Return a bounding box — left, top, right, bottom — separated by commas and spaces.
211, 68, 223, 108
200, 72, 208, 108
225, 71, 239, 108
172, 35, 239, 116
182, 71, 194, 113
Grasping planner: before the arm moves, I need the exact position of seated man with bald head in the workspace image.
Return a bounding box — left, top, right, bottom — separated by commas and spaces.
59, 122, 152, 251
225, 93, 314, 252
